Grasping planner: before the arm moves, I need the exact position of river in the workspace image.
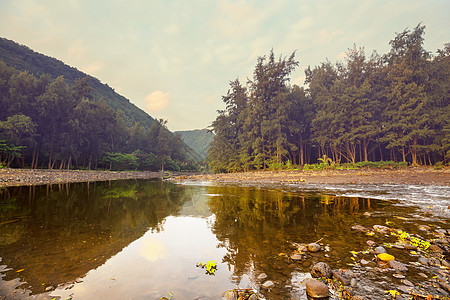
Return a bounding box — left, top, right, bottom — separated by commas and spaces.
0, 179, 448, 299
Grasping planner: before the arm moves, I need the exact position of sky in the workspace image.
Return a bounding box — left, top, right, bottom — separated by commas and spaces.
0, 0, 449, 131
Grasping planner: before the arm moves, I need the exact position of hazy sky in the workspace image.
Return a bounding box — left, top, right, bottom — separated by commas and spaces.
0, 0, 449, 131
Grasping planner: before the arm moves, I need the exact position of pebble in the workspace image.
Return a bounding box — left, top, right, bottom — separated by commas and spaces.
360, 259, 370, 265
392, 273, 405, 279
418, 257, 429, 265
351, 225, 368, 232
332, 270, 350, 286
388, 260, 408, 271
363, 212, 371, 217
418, 272, 428, 278
401, 279, 414, 286
374, 246, 387, 254
366, 240, 376, 247
261, 280, 274, 289
418, 225, 431, 231
290, 253, 302, 261
257, 273, 267, 281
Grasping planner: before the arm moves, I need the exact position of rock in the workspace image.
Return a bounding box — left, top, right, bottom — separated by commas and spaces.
261, 280, 274, 289
373, 225, 390, 233
360, 259, 370, 265
304, 278, 329, 298
257, 273, 267, 281
401, 279, 414, 286
429, 257, 441, 266
418, 272, 428, 278
366, 240, 376, 247
350, 278, 358, 287
418, 225, 431, 231
374, 246, 387, 254
45, 286, 55, 292
377, 253, 395, 261
388, 260, 408, 271
392, 273, 405, 279
402, 244, 417, 250
428, 244, 443, 253
418, 257, 429, 265
441, 259, 450, 268
290, 253, 303, 261
363, 212, 371, 217
332, 270, 350, 286
308, 243, 321, 252
435, 239, 449, 244
393, 244, 404, 249
311, 262, 333, 279
224, 290, 237, 300
351, 296, 365, 300
351, 225, 368, 232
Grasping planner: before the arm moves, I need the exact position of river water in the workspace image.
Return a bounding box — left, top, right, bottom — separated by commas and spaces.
0, 179, 448, 299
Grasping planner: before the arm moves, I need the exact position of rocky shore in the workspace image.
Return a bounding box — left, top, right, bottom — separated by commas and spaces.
0, 168, 162, 187
174, 167, 450, 186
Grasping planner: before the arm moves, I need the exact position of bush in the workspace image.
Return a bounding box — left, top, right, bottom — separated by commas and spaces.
100, 152, 138, 170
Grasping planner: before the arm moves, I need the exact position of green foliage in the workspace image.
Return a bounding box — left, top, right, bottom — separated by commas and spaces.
0, 60, 195, 170
209, 24, 448, 173
99, 152, 138, 170
176, 129, 214, 160
0, 37, 154, 128
392, 230, 430, 250
303, 161, 409, 171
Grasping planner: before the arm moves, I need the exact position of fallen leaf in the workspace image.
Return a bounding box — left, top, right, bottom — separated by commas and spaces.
16, 269, 25, 273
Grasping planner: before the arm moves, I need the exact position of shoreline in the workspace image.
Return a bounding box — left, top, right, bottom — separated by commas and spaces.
0, 168, 162, 187
0, 167, 448, 188
174, 167, 450, 186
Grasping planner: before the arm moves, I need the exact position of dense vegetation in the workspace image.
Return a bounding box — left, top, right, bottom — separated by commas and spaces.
208, 25, 449, 173
0, 37, 154, 128
176, 129, 215, 160
0, 63, 198, 171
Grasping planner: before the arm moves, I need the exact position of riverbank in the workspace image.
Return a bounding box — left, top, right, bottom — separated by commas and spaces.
0, 167, 448, 188
175, 167, 450, 186
0, 168, 162, 187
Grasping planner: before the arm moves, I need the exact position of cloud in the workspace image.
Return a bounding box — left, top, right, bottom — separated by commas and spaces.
144, 91, 171, 112
140, 237, 167, 262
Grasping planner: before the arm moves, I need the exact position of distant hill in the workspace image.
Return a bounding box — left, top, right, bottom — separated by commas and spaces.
176, 129, 214, 160
0, 37, 154, 128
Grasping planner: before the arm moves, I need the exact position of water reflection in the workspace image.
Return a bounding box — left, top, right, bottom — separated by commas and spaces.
0, 181, 446, 299
0, 180, 190, 296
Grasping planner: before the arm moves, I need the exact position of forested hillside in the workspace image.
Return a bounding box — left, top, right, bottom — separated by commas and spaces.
0, 46, 201, 171
175, 129, 214, 160
209, 25, 449, 173
0, 37, 154, 128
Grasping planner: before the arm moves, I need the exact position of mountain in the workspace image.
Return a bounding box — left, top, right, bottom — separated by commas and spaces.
175, 129, 214, 160
0, 37, 154, 128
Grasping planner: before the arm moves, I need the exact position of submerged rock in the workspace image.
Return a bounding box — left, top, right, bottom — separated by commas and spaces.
308, 243, 322, 252
351, 225, 368, 232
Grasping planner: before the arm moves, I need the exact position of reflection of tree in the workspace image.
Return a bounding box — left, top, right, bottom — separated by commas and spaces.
0, 179, 188, 294
207, 186, 382, 297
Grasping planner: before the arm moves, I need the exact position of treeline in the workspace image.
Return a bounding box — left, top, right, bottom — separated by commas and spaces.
0, 62, 193, 171
208, 25, 449, 173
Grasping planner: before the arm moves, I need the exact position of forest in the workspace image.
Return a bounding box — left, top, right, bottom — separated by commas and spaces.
0, 65, 196, 171
208, 25, 449, 173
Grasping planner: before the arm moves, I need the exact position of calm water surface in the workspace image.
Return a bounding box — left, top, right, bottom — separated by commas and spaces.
0, 179, 448, 299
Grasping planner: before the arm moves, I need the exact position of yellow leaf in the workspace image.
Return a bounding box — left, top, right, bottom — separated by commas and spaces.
16, 269, 25, 273
386, 289, 400, 296
386, 221, 394, 226
394, 216, 409, 220
377, 253, 395, 261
